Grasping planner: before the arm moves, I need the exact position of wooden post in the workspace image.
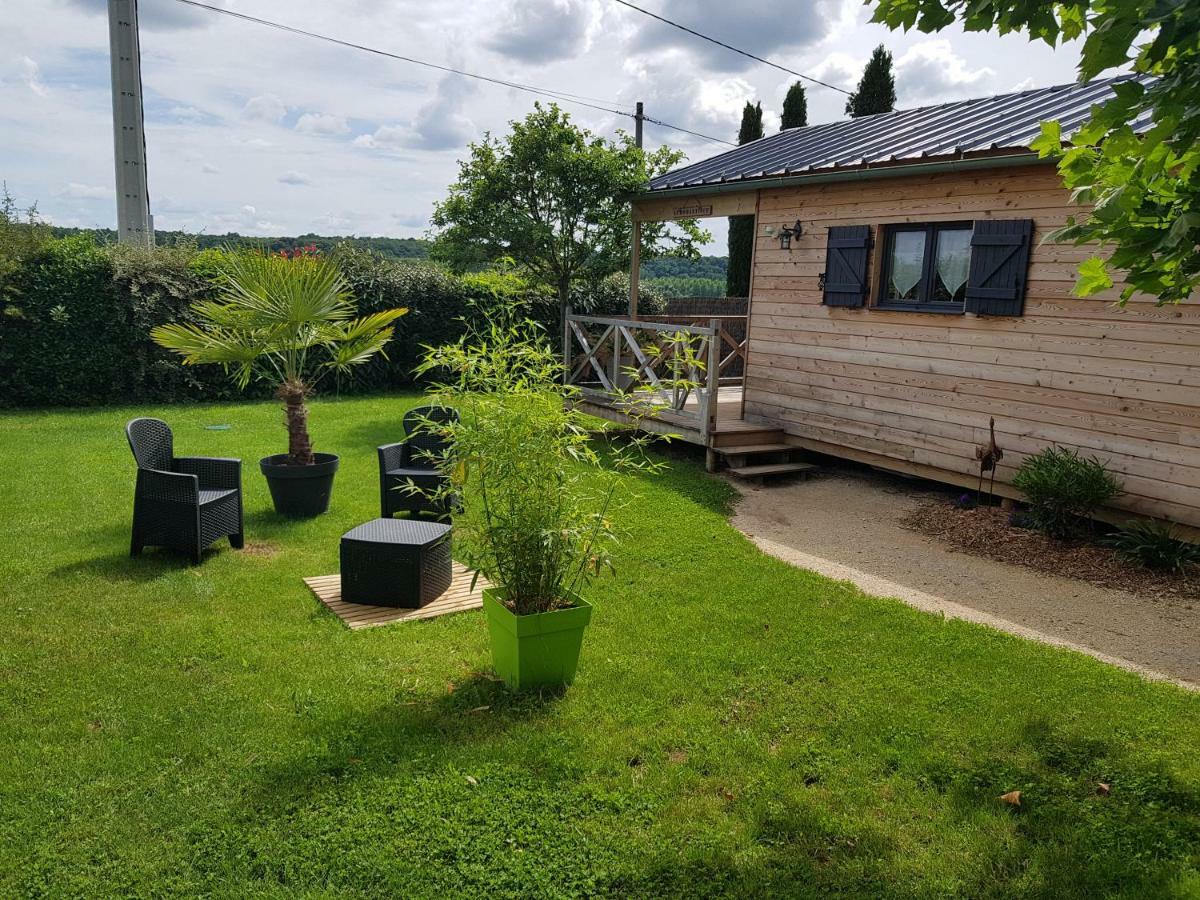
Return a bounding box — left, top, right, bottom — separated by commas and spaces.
562, 305, 571, 387
740, 190, 762, 420
707, 318, 720, 435
611, 324, 621, 391
629, 217, 641, 320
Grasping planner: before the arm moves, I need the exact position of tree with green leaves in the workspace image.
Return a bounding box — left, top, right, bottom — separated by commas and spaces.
870, 0, 1200, 306
845, 44, 897, 117
781, 82, 809, 130
727, 101, 764, 298
430, 103, 707, 314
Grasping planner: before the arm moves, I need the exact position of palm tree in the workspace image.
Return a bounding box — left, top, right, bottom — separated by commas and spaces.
152, 249, 406, 465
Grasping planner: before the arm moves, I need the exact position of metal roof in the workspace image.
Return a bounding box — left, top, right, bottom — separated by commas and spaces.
647, 75, 1153, 193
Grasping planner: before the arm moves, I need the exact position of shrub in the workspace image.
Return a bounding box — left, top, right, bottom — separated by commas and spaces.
335, 248, 555, 386
1011, 446, 1122, 539
0, 237, 614, 407
570, 272, 666, 318
0, 236, 240, 406
1103, 520, 1200, 574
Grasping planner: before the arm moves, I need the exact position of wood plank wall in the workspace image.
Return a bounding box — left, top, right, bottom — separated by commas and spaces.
742, 163, 1200, 527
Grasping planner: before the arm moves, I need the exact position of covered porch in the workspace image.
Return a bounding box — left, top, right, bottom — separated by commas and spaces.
563, 309, 812, 478
563, 309, 751, 443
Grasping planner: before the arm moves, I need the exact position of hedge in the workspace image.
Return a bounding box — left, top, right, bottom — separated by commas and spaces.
0, 237, 664, 408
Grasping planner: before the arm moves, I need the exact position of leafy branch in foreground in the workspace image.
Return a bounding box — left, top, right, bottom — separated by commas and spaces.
870, 0, 1200, 305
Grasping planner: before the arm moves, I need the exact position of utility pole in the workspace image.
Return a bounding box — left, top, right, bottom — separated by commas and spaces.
108, 0, 153, 246
629, 100, 644, 318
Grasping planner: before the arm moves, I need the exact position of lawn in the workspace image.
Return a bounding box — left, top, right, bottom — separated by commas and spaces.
1, 393, 1198, 898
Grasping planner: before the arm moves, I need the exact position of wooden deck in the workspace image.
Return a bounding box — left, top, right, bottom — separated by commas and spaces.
304, 562, 490, 629
566, 312, 768, 449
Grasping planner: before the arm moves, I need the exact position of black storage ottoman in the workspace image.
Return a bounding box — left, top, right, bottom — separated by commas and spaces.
340, 518, 453, 608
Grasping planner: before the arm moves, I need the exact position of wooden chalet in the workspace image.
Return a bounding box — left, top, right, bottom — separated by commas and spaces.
565, 75, 1200, 529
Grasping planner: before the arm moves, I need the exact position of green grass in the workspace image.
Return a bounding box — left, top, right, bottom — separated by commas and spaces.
1, 394, 1198, 898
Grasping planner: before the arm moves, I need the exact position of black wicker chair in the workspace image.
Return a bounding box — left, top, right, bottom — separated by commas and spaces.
126, 418, 243, 564
378, 405, 459, 519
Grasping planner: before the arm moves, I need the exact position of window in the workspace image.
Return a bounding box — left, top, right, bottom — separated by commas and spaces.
877, 222, 973, 312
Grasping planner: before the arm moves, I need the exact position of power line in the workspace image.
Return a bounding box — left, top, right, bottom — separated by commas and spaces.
172, 0, 628, 116
171, 0, 735, 148
644, 117, 733, 147
610, 0, 852, 95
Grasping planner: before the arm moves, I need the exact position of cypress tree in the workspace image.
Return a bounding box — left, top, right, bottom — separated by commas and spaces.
845, 44, 897, 118
726, 101, 763, 298
780, 82, 808, 130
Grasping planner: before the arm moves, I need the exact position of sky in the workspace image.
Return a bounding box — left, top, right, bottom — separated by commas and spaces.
2, 0, 1087, 252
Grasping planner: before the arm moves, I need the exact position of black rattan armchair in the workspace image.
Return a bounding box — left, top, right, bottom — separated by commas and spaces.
378, 405, 459, 519
126, 418, 243, 564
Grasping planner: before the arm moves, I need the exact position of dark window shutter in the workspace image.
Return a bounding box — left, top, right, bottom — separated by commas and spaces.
965, 219, 1033, 316
822, 225, 871, 308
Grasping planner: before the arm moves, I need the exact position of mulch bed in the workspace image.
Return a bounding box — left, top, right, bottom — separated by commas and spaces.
902, 499, 1200, 603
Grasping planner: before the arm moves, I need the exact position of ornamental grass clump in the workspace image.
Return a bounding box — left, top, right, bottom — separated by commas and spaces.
1104, 520, 1200, 575
151, 248, 406, 464
414, 304, 666, 616
1012, 446, 1121, 539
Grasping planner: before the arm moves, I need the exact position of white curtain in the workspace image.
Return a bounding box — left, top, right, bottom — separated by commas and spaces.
890, 231, 925, 298
936, 229, 972, 297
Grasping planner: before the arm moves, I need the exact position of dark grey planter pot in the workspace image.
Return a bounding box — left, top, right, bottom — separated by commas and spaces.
260, 452, 339, 518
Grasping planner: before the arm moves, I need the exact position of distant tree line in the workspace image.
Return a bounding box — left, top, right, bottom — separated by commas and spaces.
641, 256, 727, 280
47, 227, 433, 261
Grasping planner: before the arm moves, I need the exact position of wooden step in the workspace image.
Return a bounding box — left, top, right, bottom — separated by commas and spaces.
712, 442, 795, 456
727, 462, 819, 480
711, 429, 788, 449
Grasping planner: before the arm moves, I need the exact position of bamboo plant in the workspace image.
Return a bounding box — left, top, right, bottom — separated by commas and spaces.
412, 302, 702, 615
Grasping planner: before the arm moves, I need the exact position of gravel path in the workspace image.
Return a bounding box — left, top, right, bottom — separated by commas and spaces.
730, 466, 1200, 688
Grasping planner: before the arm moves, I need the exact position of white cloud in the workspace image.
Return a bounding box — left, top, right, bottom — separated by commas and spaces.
623, 0, 844, 72
61, 182, 109, 199
356, 75, 475, 153
895, 39, 995, 104
295, 113, 350, 136
488, 0, 592, 65
809, 55, 860, 97
167, 105, 208, 121
620, 56, 763, 149
243, 94, 286, 123
17, 56, 47, 96
8, 0, 1086, 246
354, 126, 407, 151
410, 75, 476, 150
277, 171, 311, 186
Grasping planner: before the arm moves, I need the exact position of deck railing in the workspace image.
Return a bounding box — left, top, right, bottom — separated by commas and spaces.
563, 310, 747, 440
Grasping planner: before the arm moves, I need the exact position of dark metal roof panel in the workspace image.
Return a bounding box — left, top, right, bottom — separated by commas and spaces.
648, 75, 1154, 192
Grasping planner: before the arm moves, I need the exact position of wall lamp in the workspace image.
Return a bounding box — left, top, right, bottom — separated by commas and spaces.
777, 220, 803, 250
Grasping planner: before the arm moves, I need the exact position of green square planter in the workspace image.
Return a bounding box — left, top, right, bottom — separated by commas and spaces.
482, 588, 593, 692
